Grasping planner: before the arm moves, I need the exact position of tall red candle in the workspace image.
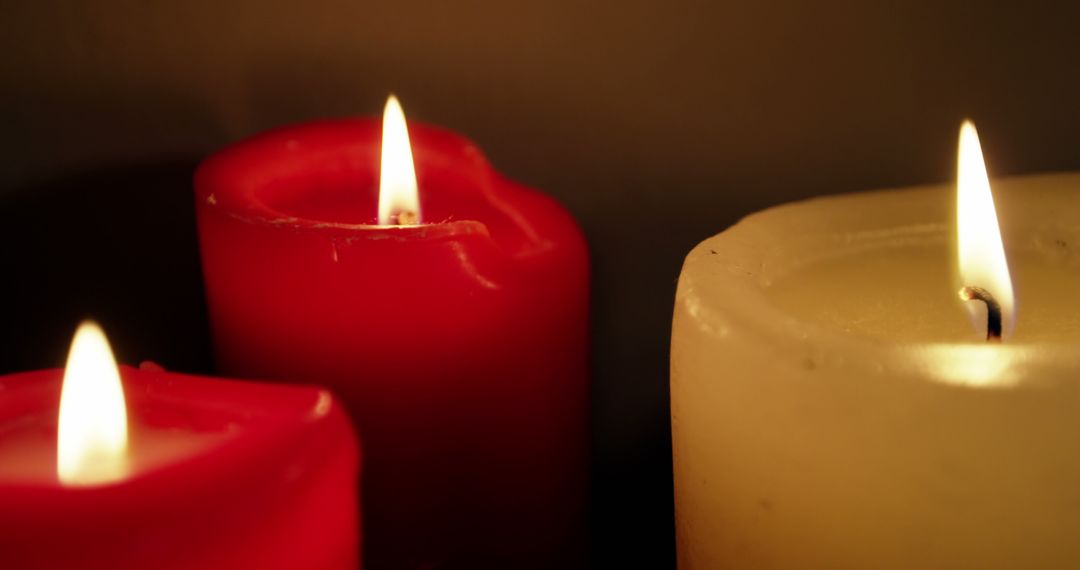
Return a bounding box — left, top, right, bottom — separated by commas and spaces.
195, 102, 589, 568
0, 324, 359, 569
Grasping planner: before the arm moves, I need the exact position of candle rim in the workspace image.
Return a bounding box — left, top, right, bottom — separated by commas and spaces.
679, 171, 1080, 390
0, 365, 355, 495
195, 117, 553, 253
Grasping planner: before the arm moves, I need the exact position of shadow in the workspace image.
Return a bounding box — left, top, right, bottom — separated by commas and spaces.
0, 161, 214, 374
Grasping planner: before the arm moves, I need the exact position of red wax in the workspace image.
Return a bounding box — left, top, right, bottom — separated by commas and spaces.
0, 365, 359, 569
196, 119, 589, 569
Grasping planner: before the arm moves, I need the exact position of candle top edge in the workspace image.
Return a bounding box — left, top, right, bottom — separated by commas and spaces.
0, 366, 356, 493
675, 170, 1080, 389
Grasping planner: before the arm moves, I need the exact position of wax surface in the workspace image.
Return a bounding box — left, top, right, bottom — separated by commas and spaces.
196, 118, 589, 569
0, 366, 359, 570
766, 244, 1080, 343
671, 173, 1080, 569
0, 421, 220, 481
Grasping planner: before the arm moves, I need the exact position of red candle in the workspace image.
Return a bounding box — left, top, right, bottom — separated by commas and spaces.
195, 98, 589, 568
0, 322, 359, 569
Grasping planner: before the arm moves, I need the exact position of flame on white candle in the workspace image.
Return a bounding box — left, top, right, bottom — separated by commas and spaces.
956, 120, 1015, 336
378, 95, 421, 225
57, 321, 129, 486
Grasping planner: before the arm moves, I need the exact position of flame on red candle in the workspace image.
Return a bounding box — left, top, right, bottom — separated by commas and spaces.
378, 95, 421, 225
956, 120, 1015, 336
57, 321, 129, 486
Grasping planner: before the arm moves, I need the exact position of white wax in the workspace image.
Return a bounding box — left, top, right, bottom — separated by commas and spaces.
767, 244, 1080, 343
671, 173, 1080, 569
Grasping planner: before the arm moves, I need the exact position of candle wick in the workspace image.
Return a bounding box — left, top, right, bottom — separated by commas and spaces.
957, 286, 1002, 342
395, 210, 419, 225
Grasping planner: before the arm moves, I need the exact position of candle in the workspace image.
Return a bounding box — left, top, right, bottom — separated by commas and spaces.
0, 322, 359, 569
195, 97, 589, 568
671, 123, 1080, 568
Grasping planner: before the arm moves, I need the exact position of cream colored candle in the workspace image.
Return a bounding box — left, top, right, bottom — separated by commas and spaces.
671, 157, 1080, 565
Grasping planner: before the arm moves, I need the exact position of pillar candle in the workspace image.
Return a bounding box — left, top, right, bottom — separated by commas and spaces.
0, 323, 359, 569
671, 165, 1080, 568
195, 109, 589, 568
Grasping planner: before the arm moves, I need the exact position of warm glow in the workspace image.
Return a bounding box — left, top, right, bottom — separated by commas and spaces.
57, 321, 128, 486
918, 345, 1025, 388
378, 95, 421, 225
956, 120, 1014, 336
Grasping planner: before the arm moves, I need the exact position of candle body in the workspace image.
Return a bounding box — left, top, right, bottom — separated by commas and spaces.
196, 119, 588, 569
672, 173, 1080, 569
0, 366, 359, 569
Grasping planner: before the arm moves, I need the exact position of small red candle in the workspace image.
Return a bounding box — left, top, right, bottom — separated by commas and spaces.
0, 322, 360, 569
196, 97, 589, 568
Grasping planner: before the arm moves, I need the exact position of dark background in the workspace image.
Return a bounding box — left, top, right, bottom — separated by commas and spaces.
2, 1, 1080, 567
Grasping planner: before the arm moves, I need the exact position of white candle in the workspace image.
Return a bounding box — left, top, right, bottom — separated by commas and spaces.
671, 128, 1080, 568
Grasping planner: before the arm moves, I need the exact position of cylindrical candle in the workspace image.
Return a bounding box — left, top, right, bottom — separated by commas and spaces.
0, 362, 359, 569
671, 172, 1080, 569
195, 118, 589, 568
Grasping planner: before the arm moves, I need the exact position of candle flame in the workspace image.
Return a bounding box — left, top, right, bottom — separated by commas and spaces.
378, 95, 421, 225
57, 321, 129, 486
956, 120, 1014, 337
